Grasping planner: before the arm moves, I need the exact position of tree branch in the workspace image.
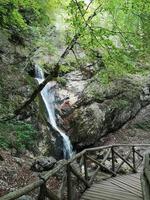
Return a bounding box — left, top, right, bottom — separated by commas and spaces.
0, 1, 102, 121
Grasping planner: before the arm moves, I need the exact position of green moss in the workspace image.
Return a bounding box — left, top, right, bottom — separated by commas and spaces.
59, 65, 73, 74
111, 99, 129, 109
57, 77, 67, 86
90, 91, 104, 102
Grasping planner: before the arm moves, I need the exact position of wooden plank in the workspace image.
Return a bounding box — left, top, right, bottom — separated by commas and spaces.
84, 190, 142, 199
109, 179, 141, 192
93, 185, 126, 192
81, 195, 142, 200
114, 175, 141, 184
108, 179, 142, 197
131, 173, 142, 180
82, 191, 142, 200
90, 184, 139, 193
81, 173, 143, 200
82, 197, 142, 200
109, 178, 142, 193
88, 188, 139, 196
115, 175, 141, 184
92, 184, 126, 191
115, 178, 141, 188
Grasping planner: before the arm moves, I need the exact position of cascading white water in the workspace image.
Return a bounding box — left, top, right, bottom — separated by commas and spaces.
35, 65, 73, 159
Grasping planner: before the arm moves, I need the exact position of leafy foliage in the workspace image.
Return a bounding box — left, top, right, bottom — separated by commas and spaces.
0, 0, 59, 39
0, 121, 37, 151
66, 0, 150, 82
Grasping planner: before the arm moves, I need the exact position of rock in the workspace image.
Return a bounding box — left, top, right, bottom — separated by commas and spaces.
105, 160, 112, 169
90, 162, 97, 170
115, 158, 131, 173
142, 86, 150, 95
31, 156, 57, 172
0, 154, 4, 161
58, 70, 89, 105
69, 75, 150, 148
13, 157, 25, 166
60, 100, 72, 114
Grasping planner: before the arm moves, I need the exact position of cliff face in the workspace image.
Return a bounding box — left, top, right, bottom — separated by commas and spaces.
0, 29, 41, 154
65, 75, 150, 149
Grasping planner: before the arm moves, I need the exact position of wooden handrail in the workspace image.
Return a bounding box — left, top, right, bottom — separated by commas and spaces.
85, 144, 150, 152
86, 155, 117, 176
115, 149, 132, 173
0, 144, 150, 200
0, 160, 67, 200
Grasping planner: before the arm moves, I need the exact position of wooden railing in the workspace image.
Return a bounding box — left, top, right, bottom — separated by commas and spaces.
1, 144, 150, 200
141, 152, 150, 200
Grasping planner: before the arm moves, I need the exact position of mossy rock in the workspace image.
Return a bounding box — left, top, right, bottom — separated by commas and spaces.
70, 74, 150, 147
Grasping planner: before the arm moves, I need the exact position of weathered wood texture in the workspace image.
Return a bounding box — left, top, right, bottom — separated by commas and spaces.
81, 173, 143, 200
0, 160, 67, 200
0, 144, 150, 200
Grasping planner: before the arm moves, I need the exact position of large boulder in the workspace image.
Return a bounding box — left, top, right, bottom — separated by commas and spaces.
69, 75, 150, 148
31, 156, 57, 172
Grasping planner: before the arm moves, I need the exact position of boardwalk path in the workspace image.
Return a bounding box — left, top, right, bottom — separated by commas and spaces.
81, 173, 143, 200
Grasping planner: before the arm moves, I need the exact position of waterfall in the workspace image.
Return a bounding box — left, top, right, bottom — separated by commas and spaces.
35, 65, 73, 159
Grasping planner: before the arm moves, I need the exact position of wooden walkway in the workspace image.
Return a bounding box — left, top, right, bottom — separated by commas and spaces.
81, 173, 143, 200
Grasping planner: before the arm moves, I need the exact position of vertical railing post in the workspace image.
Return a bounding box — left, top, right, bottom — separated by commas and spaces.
38, 183, 46, 200
83, 152, 88, 181
67, 164, 72, 200
132, 146, 136, 173
111, 147, 115, 174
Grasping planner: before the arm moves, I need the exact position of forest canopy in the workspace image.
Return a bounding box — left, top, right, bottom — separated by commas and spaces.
66, 0, 150, 82
0, 0, 150, 81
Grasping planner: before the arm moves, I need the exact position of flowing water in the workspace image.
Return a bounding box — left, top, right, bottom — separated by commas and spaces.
35, 65, 73, 159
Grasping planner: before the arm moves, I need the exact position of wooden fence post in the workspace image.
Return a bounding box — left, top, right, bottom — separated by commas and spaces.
111, 147, 115, 173
38, 183, 47, 200
132, 146, 137, 173
83, 153, 88, 181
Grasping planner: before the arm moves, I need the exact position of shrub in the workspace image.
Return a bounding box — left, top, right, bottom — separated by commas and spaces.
0, 120, 37, 151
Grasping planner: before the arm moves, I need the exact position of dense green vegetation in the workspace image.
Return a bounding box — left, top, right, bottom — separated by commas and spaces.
0, 0, 59, 42
1, 0, 150, 76
0, 0, 150, 151
66, 0, 150, 82
0, 121, 37, 151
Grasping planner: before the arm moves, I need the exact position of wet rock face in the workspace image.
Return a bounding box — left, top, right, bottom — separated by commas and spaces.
31, 156, 57, 172
69, 75, 150, 148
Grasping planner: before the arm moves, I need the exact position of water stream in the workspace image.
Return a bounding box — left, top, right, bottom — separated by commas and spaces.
35, 65, 73, 159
